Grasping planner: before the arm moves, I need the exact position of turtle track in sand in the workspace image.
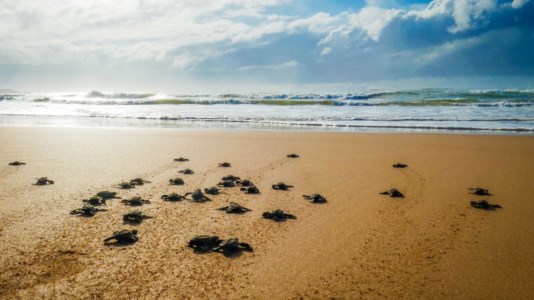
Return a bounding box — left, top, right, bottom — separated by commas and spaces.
0, 155, 292, 298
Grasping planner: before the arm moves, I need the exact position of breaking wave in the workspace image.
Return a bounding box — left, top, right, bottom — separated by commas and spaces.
1, 88, 533, 133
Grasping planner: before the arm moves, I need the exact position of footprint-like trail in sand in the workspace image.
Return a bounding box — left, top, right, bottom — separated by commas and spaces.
0, 153, 303, 298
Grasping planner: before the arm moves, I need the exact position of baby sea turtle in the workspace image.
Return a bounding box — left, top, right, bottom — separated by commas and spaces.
217, 202, 251, 214
82, 196, 107, 206
287, 154, 300, 158
236, 179, 254, 187
222, 175, 241, 181
121, 196, 151, 206
217, 180, 236, 188
70, 205, 107, 217
263, 209, 296, 222
104, 230, 138, 245
469, 187, 492, 196
302, 194, 327, 203
379, 188, 404, 198
185, 189, 211, 202
161, 192, 187, 202
272, 182, 294, 190
116, 182, 135, 189
241, 186, 260, 194
470, 200, 502, 210
8, 161, 26, 166
123, 210, 153, 224
188, 235, 222, 252
130, 178, 151, 186
214, 238, 253, 253
174, 157, 189, 162
33, 177, 54, 185
95, 191, 120, 199
169, 178, 185, 185
204, 187, 224, 195
392, 163, 408, 168
179, 168, 194, 175
219, 162, 231, 168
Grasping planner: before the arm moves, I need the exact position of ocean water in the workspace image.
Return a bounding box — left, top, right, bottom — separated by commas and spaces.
0, 89, 533, 133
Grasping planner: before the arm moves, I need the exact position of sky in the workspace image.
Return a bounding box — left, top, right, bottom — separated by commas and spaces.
0, 0, 533, 93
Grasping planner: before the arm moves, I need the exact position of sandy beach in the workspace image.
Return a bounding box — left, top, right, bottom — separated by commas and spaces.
0, 126, 533, 299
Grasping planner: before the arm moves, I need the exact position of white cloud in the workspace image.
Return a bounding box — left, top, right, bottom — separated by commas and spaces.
0, 0, 530, 86
407, 0, 497, 33
511, 0, 529, 8
321, 47, 332, 56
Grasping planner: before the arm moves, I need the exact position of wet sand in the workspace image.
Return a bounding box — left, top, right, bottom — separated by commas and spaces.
1, 126, 533, 299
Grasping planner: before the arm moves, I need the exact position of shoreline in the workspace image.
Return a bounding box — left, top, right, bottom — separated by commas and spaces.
1, 126, 533, 299
1, 114, 533, 135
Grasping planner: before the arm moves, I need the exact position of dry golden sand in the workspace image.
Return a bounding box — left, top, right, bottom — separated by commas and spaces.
0, 127, 533, 299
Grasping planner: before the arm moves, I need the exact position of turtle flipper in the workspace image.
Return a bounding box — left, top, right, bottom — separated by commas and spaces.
103, 237, 115, 243
285, 213, 297, 220
239, 243, 254, 252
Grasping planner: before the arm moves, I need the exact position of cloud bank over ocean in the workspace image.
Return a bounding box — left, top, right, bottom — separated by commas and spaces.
0, 0, 532, 91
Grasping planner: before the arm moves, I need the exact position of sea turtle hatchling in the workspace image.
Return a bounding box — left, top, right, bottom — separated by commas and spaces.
470, 200, 502, 210
263, 209, 297, 222
392, 163, 408, 168
161, 192, 187, 202
104, 230, 138, 245
217, 180, 236, 188
188, 235, 222, 252
95, 191, 120, 199
204, 187, 224, 195
302, 194, 327, 203
214, 238, 253, 253
174, 157, 189, 162
121, 196, 151, 206
221, 175, 241, 181
123, 210, 153, 224
240, 186, 260, 194
169, 178, 185, 185
115, 182, 135, 189
8, 161, 26, 166
33, 177, 54, 185
70, 205, 107, 217
218, 162, 231, 168
379, 188, 404, 198
469, 187, 492, 196
185, 189, 211, 202
236, 179, 254, 187
217, 202, 251, 214
82, 196, 107, 206
179, 168, 194, 175
272, 182, 294, 190
130, 178, 151, 186
287, 154, 300, 158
